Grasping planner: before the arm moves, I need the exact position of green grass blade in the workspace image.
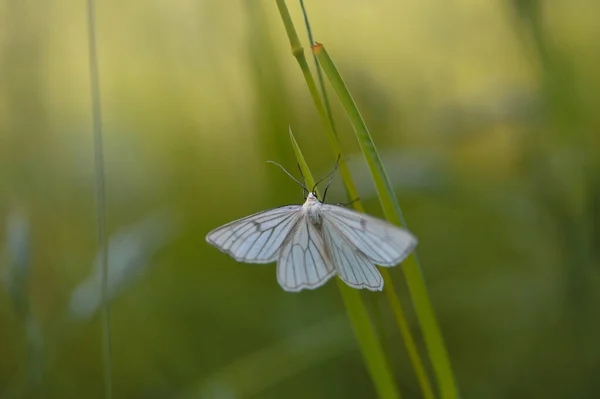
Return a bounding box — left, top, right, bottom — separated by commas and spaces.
275, 0, 353, 197
86, 0, 113, 397
275, 2, 435, 397
293, 6, 435, 397
311, 43, 401, 222
290, 129, 401, 399
299, 0, 336, 131
312, 43, 460, 399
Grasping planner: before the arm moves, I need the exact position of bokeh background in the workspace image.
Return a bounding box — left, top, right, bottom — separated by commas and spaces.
1, 1, 599, 398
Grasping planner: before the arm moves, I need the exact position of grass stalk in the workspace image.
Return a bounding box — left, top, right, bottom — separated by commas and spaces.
275, 2, 435, 398
86, 0, 112, 397
290, 129, 401, 399
312, 42, 459, 399
275, 0, 352, 194
299, 0, 336, 131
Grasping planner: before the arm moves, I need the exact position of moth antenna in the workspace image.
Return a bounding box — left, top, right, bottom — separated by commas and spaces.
316, 154, 341, 203
267, 160, 309, 193
297, 164, 308, 199
336, 198, 360, 207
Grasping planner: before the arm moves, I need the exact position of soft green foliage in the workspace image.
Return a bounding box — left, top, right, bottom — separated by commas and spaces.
1, 1, 600, 398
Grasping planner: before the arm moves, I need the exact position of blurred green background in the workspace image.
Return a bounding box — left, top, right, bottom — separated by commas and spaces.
1, 1, 600, 398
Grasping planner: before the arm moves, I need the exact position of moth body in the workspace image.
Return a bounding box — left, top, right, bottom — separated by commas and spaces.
302, 192, 323, 225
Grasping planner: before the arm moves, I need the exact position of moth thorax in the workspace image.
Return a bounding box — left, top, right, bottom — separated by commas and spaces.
302, 194, 322, 222
306, 204, 322, 224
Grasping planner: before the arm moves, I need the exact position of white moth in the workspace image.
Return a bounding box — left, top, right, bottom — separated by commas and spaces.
205, 160, 417, 292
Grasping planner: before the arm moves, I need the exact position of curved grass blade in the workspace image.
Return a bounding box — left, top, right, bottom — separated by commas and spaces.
275, 2, 434, 397
290, 128, 401, 399
297, 4, 435, 398
275, 2, 435, 398
312, 43, 460, 399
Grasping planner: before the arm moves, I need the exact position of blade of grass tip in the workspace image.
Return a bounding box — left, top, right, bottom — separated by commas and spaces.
276, 4, 436, 398
86, 0, 112, 397
312, 43, 459, 399
290, 128, 401, 399
296, 5, 436, 399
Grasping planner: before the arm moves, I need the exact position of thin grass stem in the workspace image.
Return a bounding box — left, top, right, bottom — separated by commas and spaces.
299, 0, 336, 131
85, 0, 112, 397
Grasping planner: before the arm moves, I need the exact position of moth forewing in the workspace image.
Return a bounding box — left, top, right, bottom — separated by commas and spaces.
205, 206, 302, 264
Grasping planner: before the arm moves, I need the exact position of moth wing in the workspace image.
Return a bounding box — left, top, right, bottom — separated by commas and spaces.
206, 206, 302, 263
